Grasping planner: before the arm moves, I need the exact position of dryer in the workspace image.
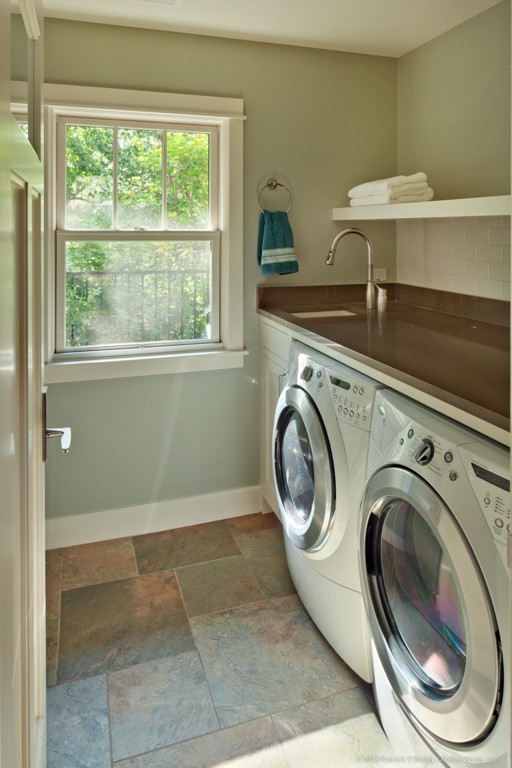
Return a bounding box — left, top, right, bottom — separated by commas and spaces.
360, 389, 510, 764
272, 340, 383, 682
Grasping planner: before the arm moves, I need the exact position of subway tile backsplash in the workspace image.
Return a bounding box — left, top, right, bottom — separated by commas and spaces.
396, 217, 511, 301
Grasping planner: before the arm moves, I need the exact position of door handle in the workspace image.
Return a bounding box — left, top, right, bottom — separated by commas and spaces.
42, 389, 71, 462
45, 427, 71, 453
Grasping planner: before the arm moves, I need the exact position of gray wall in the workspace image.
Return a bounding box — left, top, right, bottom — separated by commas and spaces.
397, 0, 511, 199
41, 21, 398, 519
32, 3, 509, 520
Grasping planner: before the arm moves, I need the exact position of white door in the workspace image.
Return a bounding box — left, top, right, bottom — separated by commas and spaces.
1, 2, 45, 766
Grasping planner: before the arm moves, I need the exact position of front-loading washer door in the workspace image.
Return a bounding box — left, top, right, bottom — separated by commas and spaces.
273, 385, 335, 551
361, 466, 502, 747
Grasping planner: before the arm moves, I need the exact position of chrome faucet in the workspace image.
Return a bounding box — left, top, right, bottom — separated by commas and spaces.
326, 227, 375, 310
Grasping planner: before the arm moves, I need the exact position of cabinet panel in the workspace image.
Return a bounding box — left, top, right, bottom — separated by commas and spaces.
260, 350, 287, 514
260, 319, 291, 513
261, 321, 291, 362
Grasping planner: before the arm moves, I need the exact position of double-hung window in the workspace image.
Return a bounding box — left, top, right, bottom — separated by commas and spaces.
44, 85, 245, 382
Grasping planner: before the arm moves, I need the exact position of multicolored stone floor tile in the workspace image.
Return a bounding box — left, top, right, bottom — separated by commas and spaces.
108, 651, 219, 762
60, 537, 138, 590
225, 511, 282, 533
58, 570, 194, 683
45, 550, 63, 620
46, 617, 59, 687
272, 689, 396, 768
47, 675, 111, 768
132, 519, 240, 575
113, 717, 288, 768
190, 594, 357, 728
230, 526, 296, 598
176, 554, 264, 617
46, 512, 390, 767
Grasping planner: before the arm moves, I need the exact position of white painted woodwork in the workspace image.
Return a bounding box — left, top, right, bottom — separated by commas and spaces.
41, 84, 245, 382
333, 195, 511, 221
45, 485, 263, 549
260, 320, 292, 514
1, 1, 45, 765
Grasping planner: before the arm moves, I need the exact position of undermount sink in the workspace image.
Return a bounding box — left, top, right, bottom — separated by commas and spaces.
291, 309, 356, 319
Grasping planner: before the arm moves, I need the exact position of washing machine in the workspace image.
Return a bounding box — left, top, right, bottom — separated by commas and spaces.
272, 340, 383, 682
359, 388, 510, 764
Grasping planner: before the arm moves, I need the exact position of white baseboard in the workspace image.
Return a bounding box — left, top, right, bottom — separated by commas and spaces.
45, 485, 264, 550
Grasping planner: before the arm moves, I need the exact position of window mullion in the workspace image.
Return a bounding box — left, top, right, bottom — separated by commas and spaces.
162, 129, 167, 230
56, 120, 67, 230
113, 126, 118, 229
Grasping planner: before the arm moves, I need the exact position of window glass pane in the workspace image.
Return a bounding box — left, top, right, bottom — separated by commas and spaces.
167, 131, 209, 230
118, 128, 163, 230
65, 240, 211, 347
65, 125, 114, 229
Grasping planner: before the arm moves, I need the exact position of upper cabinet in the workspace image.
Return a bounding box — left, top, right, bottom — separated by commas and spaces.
333, 195, 511, 221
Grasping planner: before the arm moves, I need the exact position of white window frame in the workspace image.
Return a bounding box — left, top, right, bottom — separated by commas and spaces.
41, 84, 246, 383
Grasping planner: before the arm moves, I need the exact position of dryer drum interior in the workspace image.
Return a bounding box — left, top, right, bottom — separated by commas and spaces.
273, 385, 335, 552
362, 465, 503, 746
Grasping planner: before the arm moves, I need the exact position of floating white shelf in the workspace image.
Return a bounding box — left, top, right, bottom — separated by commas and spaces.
332, 195, 511, 221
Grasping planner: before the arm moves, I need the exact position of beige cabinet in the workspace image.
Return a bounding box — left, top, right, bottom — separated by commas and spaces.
260, 320, 291, 514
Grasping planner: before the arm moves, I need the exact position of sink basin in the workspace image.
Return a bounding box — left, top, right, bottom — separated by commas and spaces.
292, 309, 356, 319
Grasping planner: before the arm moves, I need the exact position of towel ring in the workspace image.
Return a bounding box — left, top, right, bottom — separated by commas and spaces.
258, 178, 292, 213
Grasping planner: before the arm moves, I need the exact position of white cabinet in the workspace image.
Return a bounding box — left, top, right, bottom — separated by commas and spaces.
260, 320, 291, 514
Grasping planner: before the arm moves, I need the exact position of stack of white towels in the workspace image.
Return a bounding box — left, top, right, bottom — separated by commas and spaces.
348, 172, 434, 207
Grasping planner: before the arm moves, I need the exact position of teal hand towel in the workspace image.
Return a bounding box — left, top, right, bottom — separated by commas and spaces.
257, 210, 299, 275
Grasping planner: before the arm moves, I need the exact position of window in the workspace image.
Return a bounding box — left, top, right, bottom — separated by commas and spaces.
57, 117, 219, 354
44, 85, 245, 382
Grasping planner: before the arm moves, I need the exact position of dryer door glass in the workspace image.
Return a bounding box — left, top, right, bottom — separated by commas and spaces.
274, 386, 335, 551
379, 499, 465, 693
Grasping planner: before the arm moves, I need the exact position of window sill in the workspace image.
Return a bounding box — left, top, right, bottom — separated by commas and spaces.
44, 348, 248, 383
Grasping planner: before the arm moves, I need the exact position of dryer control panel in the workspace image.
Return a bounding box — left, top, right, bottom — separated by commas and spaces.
404, 429, 511, 555
459, 442, 511, 555
368, 388, 511, 569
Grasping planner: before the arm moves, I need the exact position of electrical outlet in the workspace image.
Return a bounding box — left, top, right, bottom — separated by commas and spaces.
374, 268, 387, 282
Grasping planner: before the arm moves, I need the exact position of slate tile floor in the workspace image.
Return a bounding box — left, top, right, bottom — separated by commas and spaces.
46, 512, 394, 767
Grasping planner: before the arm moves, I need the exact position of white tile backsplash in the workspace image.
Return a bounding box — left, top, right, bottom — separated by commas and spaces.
396, 217, 511, 301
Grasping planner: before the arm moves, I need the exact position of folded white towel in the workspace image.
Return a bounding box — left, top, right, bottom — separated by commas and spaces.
350, 187, 434, 207
349, 172, 428, 199
391, 181, 429, 198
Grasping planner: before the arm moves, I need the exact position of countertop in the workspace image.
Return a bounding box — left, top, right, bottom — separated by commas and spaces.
258, 284, 510, 446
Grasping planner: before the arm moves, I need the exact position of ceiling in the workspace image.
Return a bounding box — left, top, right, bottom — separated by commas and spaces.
39, 0, 502, 57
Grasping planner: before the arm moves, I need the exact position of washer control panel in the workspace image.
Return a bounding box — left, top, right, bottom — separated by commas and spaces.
326, 369, 376, 431
293, 342, 382, 434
